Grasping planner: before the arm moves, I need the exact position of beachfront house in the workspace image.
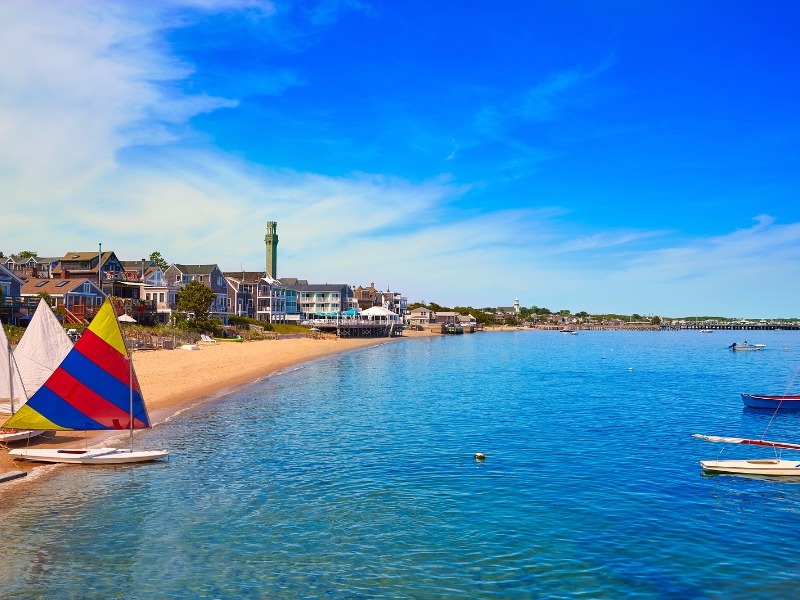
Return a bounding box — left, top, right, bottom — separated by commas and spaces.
433, 311, 461, 325
0, 263, 29, 325
165, 263, 229, 321
459, 314, 478, 327
20, 277, 104, 324
53, 251, 124, 285
226, 271, 263, 319
282, 282, 356, 321
407, 306, 435, 326
354, 282, 408, 320
3, 254, 61, 279
118, 260, 170, 324
257, 274, 288, 323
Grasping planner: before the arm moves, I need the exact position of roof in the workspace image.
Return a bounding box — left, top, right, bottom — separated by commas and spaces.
362, 306, 398, 317
288, 283, 350, 292
0, 264, 26, 285
171, 264, 219, 275
21, 277, 101, 296
225, 271, 266, 284
279, 277, 309, 286
119, 260, 153, 268
61, 251, 113, 262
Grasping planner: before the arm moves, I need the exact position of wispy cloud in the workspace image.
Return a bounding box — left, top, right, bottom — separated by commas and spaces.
2, 4, 799, 318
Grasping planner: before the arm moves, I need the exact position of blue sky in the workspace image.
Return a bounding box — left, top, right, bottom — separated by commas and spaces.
1, 1, 799, 317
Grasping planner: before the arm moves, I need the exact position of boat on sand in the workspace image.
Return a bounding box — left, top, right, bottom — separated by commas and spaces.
4, 298, 168, 465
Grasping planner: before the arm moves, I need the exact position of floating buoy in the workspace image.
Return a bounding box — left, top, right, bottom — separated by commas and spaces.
474, 453, 486, 461
628, 367, 633, 371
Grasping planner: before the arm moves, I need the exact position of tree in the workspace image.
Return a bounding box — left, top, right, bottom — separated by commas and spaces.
149, 251, 169, 271
176, 280, 216, 331
17, 250, 37, 259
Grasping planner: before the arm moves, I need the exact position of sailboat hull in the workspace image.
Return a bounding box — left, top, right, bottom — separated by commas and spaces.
701, 459, 800, 476
9, 447, 169, 464
0, 429, 45, 443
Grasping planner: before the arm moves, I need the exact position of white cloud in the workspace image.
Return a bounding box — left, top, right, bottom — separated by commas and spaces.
2, 3, 799, 318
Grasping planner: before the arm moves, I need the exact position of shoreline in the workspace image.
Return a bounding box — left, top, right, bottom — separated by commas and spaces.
0, 329, 437, 494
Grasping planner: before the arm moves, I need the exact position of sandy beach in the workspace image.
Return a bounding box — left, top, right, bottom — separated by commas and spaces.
0, 329, 436, 488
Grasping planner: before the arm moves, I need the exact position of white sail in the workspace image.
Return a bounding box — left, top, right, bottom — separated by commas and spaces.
13, 299, 73, 399
0, 317, 27, 415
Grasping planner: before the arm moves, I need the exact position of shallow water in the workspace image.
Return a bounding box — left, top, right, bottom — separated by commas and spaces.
3, 330, 800, 598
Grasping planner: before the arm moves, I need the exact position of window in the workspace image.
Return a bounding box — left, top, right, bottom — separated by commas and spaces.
35, 281, 48, 287
56, 281, 69, 287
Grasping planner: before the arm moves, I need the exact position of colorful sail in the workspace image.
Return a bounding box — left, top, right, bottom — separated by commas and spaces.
3, 299, 151, 431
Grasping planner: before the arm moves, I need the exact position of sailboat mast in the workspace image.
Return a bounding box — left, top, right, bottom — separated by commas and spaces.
7, 333, 14, 414
129, 349, 134, 452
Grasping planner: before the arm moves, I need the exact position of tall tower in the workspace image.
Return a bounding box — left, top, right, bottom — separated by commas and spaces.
514, 298, 520, 315
265, 221, 278, 279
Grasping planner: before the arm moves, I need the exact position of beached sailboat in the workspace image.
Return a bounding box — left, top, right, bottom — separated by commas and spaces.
4, 298, 168, 464
0, 316, 44, 444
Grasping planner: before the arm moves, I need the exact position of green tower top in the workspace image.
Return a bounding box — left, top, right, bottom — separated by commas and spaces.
265, 221, 278, 279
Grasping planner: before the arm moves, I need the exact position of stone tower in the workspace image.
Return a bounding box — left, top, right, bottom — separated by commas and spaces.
514, 298, 520, 315
265, 221, 278, 279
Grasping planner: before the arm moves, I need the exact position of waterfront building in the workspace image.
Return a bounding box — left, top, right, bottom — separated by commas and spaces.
20, 277, 104, 324
407, 306, 435, 327
225, 271, 263, 319
3, 254, 61, 279
257, 274, 288, 323
0, 263, 27, 325
283, 282, 356, 321
165, 263, 229, 321
354, 282, 408, 320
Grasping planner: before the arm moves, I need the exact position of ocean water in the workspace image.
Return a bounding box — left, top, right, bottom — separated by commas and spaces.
3, 330, 800, 598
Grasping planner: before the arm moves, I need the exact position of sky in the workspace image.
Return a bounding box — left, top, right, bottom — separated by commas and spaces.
1, 1, 799, 318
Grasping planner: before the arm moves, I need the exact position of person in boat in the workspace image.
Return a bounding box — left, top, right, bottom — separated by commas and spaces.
743, 341, 748, 346
729, 342, 737, 349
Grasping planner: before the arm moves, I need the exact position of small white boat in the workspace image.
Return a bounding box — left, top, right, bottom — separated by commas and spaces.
699, 328, 713, 334
729, 342, 765, 351
701, 459, 800, 476
0, 428, 44, 443
8, 447, 169, 465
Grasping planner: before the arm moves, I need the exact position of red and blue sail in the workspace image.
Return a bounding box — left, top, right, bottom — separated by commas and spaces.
3, 299, 151, 431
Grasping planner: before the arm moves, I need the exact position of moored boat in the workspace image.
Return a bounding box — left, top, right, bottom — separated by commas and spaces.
701, 459, 800, 476
742, 393, 800, 409
729, 342, 765, 351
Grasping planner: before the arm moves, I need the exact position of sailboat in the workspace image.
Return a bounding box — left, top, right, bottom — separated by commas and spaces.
4, 298, 168, 464
0, 316, 42, 444
692, 435, 800, 475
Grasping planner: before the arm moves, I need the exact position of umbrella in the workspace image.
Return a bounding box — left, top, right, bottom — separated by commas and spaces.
309, 327, 320, 331
118, 314, 137, 323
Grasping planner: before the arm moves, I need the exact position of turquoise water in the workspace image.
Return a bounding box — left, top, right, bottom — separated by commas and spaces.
4, 330, 800, 598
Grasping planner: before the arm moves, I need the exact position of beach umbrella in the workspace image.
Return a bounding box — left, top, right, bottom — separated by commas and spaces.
118, 314, 137, 323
